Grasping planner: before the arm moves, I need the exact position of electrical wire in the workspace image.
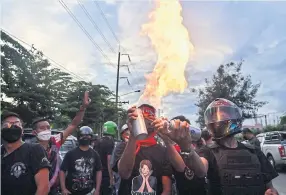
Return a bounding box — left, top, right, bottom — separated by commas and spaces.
58, 0, 115, 67
77, 0, 116, 54
1, 29, 85, 81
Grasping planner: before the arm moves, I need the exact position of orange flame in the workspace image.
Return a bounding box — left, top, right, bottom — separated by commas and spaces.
138, 0, 194, 108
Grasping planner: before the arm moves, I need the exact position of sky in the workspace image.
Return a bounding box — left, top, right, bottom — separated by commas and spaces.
2, 0, 286, 127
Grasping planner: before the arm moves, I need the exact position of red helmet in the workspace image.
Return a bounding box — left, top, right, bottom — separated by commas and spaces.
204, 98, 242, 139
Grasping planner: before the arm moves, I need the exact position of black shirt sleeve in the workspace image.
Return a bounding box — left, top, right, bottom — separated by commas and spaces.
255, 149, 279, 183
60, 150, 71, 172
197, 146, 216, 172
111, 142, 126, 172
162, 147, 173, 177
93, 150, 102, 172
105, 139, 115, 155
29, 143, 51, 175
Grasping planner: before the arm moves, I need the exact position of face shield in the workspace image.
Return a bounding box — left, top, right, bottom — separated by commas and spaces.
204, 105, 242, 124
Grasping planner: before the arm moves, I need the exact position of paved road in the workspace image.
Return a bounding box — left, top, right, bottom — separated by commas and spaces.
273, 170, 286, 195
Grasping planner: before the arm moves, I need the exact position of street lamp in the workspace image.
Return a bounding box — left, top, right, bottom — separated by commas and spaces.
120, 90, 141, 97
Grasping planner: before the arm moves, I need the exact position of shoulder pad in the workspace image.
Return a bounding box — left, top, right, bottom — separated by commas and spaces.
208, 142, 219, 149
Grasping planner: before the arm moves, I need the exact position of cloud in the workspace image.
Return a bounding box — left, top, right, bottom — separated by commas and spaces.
3, 0, 286, 127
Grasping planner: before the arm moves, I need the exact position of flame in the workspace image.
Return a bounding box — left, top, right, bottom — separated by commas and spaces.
138, 0, 194, 108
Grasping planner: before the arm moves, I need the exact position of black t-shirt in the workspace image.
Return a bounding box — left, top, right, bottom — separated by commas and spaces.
98, 136, 115, 178
60, 147, 102, 195
112, 144, 173, 195
173, 170, 207, 195
198, 142, 279, 195
1, 143, 51, 195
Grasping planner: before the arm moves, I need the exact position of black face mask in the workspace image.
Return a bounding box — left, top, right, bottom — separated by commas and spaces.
78, 138, 91, 146
1, 125, 22, 143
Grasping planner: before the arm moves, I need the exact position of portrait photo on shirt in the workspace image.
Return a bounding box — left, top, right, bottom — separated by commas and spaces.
131, 160, 157, 195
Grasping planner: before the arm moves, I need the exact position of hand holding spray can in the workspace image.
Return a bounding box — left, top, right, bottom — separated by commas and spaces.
131, 108, 148, 140
168, 120, 202, 142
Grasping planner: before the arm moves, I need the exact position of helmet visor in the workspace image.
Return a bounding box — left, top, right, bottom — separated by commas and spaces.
207, 120, 241, 139
204, 106, 242, 124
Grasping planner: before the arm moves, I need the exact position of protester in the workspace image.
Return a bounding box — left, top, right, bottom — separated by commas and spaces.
198, 98, 279, 195
154, 115, 207, 195
110, 124, 130, 195
1, 112, 51, 195
32, 91, 90, 194
98, 121, 117, 195
113, 104, 173, 195
60, 126, 102, 195
119, 124, 130, 143
242, 128, 261, 150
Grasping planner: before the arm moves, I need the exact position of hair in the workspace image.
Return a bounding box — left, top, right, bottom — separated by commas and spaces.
32, 118, 49, 130
1, 111, 23, 125
140, 160, 152, 170
242, 128, 252, 134
171, 115, 190, 124
201, 130, 212, 141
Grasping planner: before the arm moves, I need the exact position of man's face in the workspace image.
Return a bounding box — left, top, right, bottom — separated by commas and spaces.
121, 129, 130, 142
2, 116, 23, 130
243, 132, 251, 140
35, 121, 51, 133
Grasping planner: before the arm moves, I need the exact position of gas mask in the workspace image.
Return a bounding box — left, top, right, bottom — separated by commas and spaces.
37, 130, 52, 141
1, 125, 23, 143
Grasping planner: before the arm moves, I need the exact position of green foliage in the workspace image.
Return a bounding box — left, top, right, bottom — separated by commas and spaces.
280, 116, 286, 125
1, 31, 125, 129
263, 125, 286, 132
194, 61, 267, 128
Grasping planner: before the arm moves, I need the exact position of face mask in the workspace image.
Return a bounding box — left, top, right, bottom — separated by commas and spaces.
37, 130, 52, 141
79, 138, 91, 146
1, 125, 22, 143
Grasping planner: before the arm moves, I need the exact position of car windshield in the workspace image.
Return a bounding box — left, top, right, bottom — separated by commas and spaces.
281, 133, 286, 143
60, 140, 75, 152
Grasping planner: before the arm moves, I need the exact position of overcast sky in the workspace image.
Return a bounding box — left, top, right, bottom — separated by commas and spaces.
2, 0, 286, 127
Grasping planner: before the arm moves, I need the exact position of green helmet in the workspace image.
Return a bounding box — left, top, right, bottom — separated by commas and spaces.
103, 121, 118, 136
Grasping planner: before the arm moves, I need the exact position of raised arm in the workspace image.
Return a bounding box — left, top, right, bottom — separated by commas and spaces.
118, 106, 137, 179
62, 91, 90, 142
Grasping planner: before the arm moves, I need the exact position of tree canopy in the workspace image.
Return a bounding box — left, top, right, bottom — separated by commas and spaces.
194, 61, 267, 128
1, 31, 125, 134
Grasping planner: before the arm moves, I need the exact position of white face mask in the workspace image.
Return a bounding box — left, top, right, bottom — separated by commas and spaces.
37, 130, 51, 141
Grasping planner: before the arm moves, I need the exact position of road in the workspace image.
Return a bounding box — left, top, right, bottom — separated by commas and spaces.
273, 170, 286, 195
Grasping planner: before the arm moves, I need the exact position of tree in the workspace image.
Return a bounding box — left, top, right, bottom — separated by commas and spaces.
1, 31, 74, 125
1, 31, 126, 131
194, 61, 267, 128
280, 116, 286, 125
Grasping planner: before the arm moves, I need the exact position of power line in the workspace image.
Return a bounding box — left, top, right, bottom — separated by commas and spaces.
1, 29, 85, 81
93, 0, 120, 44
93, 1, 143, 89
77, 0, 116, 54
58, 0, 115, 67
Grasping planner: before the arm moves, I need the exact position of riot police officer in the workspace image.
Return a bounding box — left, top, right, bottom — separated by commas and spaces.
198, 98, 279, 195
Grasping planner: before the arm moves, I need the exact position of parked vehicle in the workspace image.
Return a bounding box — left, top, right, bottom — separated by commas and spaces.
257, 131, 286, 169
59, 135, 78, 161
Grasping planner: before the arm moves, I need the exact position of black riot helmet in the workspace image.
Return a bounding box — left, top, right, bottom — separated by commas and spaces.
204, 98, 242, 139
78, 126, 93, 139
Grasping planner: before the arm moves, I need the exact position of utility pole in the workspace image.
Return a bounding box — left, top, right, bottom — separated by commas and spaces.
264, 115, 267, 127
115, 46, 131, 139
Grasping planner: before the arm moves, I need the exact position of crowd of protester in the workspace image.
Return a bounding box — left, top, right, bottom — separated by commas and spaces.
1, 92, 279, 195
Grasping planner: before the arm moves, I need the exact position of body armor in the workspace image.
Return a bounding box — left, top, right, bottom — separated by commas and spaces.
209, 143, 265, 195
